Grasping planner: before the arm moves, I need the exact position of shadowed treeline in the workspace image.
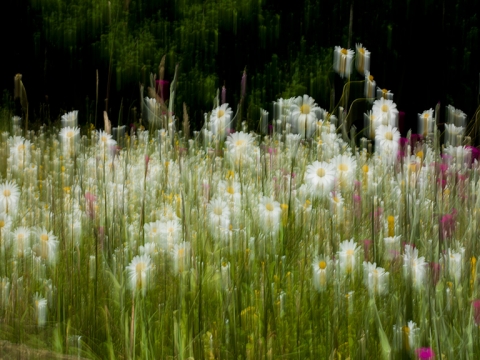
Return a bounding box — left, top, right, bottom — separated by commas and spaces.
1, 0, 479, 133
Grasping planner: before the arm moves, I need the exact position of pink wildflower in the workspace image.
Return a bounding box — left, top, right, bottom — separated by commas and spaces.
416, 347, 434, 359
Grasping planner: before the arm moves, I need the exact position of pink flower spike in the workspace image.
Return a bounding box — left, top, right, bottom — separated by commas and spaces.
416, 347, 434, 359
221, 85, 226, 105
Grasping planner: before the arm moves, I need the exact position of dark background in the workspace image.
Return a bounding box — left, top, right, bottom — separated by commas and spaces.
1, 0, 479, 135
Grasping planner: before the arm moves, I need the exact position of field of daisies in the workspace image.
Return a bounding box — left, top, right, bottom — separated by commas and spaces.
1, 45, 480, 359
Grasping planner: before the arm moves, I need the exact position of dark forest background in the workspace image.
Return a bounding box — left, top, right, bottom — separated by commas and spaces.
1, 0, 479, 135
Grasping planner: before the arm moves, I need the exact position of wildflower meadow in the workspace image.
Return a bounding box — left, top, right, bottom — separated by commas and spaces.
1, 44, 480, 360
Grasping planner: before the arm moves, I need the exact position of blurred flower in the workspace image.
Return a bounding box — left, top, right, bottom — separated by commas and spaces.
11, 226, 30, 258
171, 242, 190, 274
304, 161, 335, 197
225, 131, 254, 161
355, 43, 370, 75
61, 111, 78, 128
258, 196, 281, 234
364, 71, 376, 99
338, 239, 360, 275
372, 98, 398, 127
312, 256, 332, 292
126, 255, 152, 296
159, 219, 182, 250
208, 198, 230, 233
472, 299, 480, 325
416, 347, 434, 359
290, 95, 322, 138
403, 245, 427, 290
375, 124, 400, 152
332, 154, 357, 186
418, 109, 435, 137
210, 103, 233, 141
0, 181, 20, 214
333, 46, 354, 78
34, 227, 59, 264
363, 261, 389, 295
33, 293, 47, 327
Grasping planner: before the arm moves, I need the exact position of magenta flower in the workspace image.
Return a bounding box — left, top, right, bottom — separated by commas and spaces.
472, 299, 480, 325
155, 80, 170, 101
416, 347, 434, 359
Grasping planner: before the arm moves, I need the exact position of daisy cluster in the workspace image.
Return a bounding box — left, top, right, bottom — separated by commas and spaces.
0, 50, 478, 358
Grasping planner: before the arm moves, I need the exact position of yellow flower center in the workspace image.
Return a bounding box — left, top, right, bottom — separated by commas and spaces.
333, 196, 340, 204
177, 248, 185, 257
341, 48, 348, 55
40, 234, 48, 242
17, 233, 24, 240
66, 131, 74, 138
213, 207, 223, 216
338, 163, 348, 172
368, 75, 374, 82
381, 104, 389, 112
385, 131, 393, 141
226, 186, 235, 195
416, 151, 424, 159
319, 260, 327, 270
218, 110, 225, 118
300, 104, 310, 114
316, 168, 326, 177
0, 220, 4, 228
3, 189, 11, 197
359, 47, 365, 54
168, 227, 174, 233
265, 203, 274, 211
362, 165, 369, 173
235, 139, 245, 147
346, 249, 354, 256
382, 88, 388, 94
423, 113, 430, 119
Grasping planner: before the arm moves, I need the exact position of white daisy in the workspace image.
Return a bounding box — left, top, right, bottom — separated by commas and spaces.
417, 109, 435, 136
210, 103, 233, 140
97, 130, 117, 151
364, 71, 376, 99
61, 110, 78, 128
159, 219, 182, 250
312, 256, 333, 292
33, 293, 48, 327
375, 124, 400, 153
444, 124, 465, 146
144, 221, 162, 243
171, 242, 190, 274
363, 261, 389, 295
126, 254, 152, 296
225, 131, 254, 161
332, 154, 357, 185
11, 226, 30, 258
446, 105, 467, 127
304, 161, 335, 196
0, 211, 12, 234
0, 181, 21, 214
372, 98, 398, 127
376, 87, 394, 100
290, 95, 323, 138
208, 198, 230, 232
355, 43, 370, 75
34, 227, 59, 264
333, 46, 354, 78
403, 245, 427, 291
9, 136, 31, 167
338, 239, 360, 275
446, 247, 464, 285
258, 196, 281, 234
383, 235, 401, 261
